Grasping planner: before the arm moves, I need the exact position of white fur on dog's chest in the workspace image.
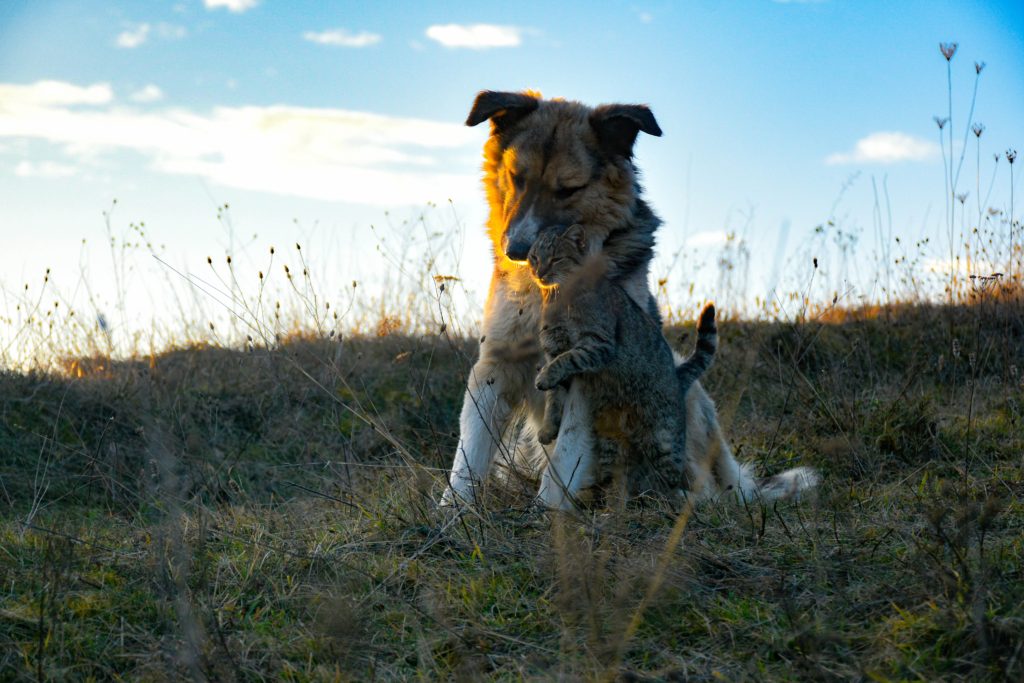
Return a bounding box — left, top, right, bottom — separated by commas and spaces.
485, 274, 543, 343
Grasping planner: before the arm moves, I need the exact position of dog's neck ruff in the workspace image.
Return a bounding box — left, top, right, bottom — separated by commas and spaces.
602, 196, 660, 283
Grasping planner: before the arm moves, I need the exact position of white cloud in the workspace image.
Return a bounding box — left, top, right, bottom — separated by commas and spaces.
0, 79, 479, 206
425, 24, 523, 49
686, 230, 730, 248
303, 29, 381, 48
14, 160, 77, 178
204, 0, 258, 12
0, 81, 113, 107
923, 257, 1002, 279
130, 84, 164, 103
638, 11, 653, 23
116, 23, 150, 48
825, 132, 939, 165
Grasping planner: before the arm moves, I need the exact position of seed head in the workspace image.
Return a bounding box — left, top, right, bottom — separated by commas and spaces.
957, 193, 968, 204
1007, 149, 1017, 164
934, 116, 949, 130
270, 246, 275, 255
207, 256, 212, 265
972, 123, 985, 138
939, 42, 957, 61
974, 61, 985, 74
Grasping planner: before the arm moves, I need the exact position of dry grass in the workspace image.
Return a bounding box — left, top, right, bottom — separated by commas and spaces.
1, 294, 1022, 681
2, 40, 1022, 682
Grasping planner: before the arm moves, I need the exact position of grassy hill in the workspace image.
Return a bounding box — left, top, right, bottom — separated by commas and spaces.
1, 299, 1022, 681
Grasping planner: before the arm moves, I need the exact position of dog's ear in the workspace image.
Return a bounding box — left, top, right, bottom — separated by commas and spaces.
590, 104, 662, 158
466, 90, 539, 133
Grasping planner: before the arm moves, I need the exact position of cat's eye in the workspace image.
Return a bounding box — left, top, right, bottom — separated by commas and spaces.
554, 184, 585, 200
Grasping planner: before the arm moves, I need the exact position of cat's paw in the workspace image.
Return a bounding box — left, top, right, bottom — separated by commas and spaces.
537, 423, 559, 445
535, 366, 560, 391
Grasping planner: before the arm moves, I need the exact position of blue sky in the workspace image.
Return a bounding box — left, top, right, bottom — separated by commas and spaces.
1, 0, 1022, 355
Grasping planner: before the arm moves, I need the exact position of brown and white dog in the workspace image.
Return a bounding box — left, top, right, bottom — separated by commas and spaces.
441, 90, 817, 509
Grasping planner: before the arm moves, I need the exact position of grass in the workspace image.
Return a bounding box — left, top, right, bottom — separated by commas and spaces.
1, 295, 1022, 681
2, 38, 1022, 682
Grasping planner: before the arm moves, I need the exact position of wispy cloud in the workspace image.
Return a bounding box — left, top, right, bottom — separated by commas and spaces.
116, 23, 150, 49
204, 0, 258, 12
825, 132, 939, 165
425, 24, 523, 49
0, 80, 479, 206
130, 84, 164, 103
772, 0, 827, 4
686, 230, 730, 248
14, 160, 77, 178
155, 23, 187, 40
302, 29, 381, 48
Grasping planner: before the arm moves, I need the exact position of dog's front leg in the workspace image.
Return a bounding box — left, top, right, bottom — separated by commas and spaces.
537, 382, 595, 510
440, 361, 516, 506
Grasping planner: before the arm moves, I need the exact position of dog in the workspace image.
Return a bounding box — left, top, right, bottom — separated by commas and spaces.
440, 90, 818, 509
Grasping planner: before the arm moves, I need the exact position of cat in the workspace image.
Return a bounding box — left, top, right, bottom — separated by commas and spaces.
528, 223, 716, 502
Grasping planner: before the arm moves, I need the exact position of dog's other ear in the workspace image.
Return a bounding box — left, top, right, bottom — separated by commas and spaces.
466, 90, 540, 133
590, 104, 662, 158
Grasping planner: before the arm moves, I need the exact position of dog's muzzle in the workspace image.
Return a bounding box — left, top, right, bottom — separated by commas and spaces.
505, 239, 532, 262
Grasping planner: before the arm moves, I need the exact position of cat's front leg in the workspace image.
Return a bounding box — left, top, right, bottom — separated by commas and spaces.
537, 385, 566, 444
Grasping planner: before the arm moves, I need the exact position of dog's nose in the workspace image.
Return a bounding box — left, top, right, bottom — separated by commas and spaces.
505, 240, 531, 262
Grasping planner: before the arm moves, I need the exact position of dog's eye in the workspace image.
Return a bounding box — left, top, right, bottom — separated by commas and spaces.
554, 185, 584, 200
510, 172, 526, 190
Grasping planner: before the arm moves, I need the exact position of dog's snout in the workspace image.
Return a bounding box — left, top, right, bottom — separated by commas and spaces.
505, 240, 532, 262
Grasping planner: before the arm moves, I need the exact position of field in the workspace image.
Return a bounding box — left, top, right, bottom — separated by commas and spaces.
2, 40, 1022, 682
1, 288, 1022, 680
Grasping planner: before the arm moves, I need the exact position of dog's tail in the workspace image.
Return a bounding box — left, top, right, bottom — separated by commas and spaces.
683, 382, 820, 504
675, 303, 717, 394
729, 461, 821, 503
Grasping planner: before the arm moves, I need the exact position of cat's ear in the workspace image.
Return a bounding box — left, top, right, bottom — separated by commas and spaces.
562, 224, 587, 253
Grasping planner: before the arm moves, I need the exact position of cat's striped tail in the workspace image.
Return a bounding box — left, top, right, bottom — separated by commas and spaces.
675, 303, 717, 393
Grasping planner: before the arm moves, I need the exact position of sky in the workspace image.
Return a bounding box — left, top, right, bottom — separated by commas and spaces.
1, 0, 1023, 359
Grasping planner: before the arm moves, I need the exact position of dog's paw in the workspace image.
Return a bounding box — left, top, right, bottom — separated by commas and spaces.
438, 486, 469, 509
437, 488, 457, 508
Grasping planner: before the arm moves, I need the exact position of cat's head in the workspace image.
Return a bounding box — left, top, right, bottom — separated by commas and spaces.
527, 224, 588, 287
